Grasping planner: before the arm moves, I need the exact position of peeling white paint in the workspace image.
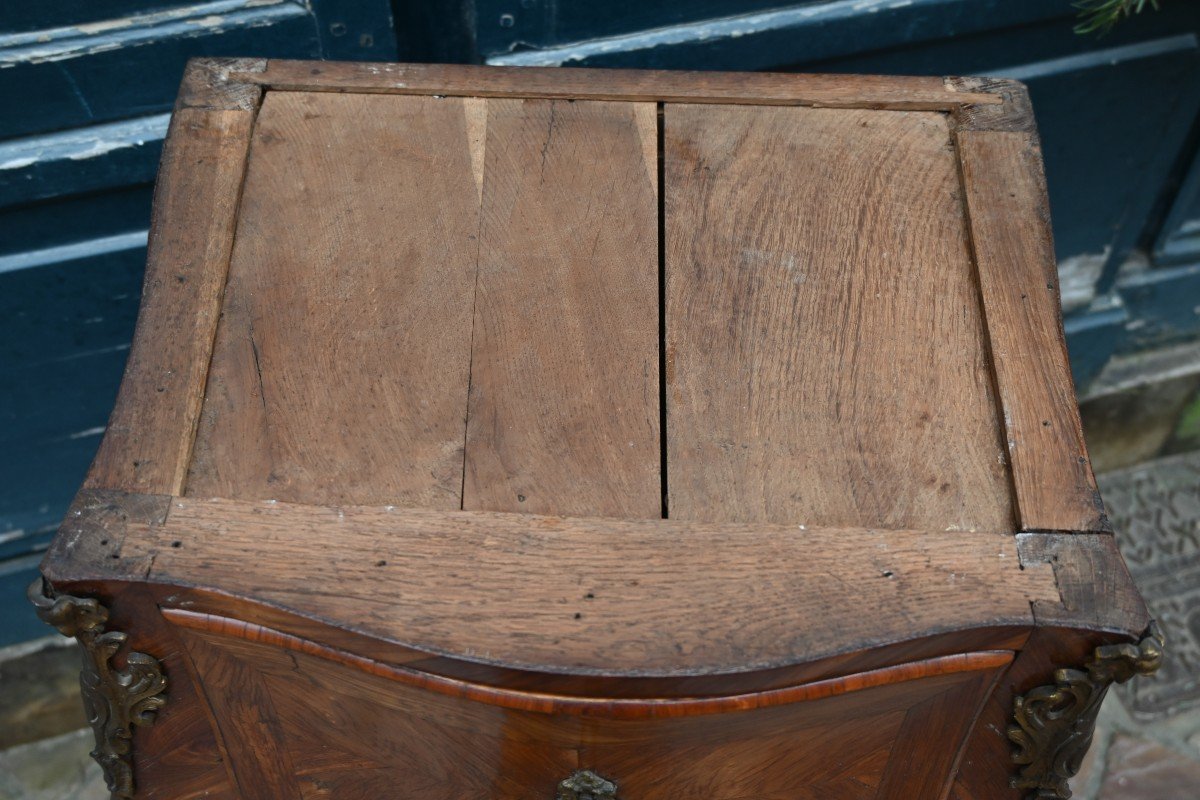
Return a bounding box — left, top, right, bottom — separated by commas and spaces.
489, 0, 919, 66
0, 112, 170, 171
0, 230, 148, 275
1057, 248, 1111, 313
66, 426, 107, 440
0, 0, 302, 67
0, 156, 36, 170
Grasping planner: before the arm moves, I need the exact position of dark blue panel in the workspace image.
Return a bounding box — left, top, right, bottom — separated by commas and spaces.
0, 554, 49, 646
0, 245, 144, 538
0, 245, 143, 374
2, 1, 200, 33
486, 0, 1067, 68
0, 2, 321, 139
1117, 262, 1200, 351
0, 185, 154, 257
0, 114, 167, 208
1013, 37, 1200, 279
391, 0, 482, 63
1065, 301, 1129, 392
475, 0, 808, 56
1155, 148, 1200, 265
0, 0, 398, 141
310, 0, 398, 60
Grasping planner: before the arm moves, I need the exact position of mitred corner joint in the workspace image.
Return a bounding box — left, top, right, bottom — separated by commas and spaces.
946, 75, 1038, 136
177, 56, 268, 112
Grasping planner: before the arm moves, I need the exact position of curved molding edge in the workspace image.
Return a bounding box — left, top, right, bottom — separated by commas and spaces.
163, 606, 1012, 718
27, 577, 167, 800
1008, 621, 1165, 799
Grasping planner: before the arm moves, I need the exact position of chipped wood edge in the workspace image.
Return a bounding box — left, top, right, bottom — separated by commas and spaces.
1015, 532, 1150, 638
41, 489, 172, 585
178, 57, 267, 112
228, 59, 1002, 110
946, 76, 1038, 136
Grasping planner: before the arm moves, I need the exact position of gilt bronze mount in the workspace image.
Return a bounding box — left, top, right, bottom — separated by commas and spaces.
27, 578, 168, 800
1008, 621, 1164, 799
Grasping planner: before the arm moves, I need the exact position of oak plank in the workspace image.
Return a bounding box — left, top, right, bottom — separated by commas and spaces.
957, 131, 1107, 532
234, 61, 1000, 110
84, 107, 258, 494
664, 104, 1013, 530
185, 92, 482, 508
135, 496, 1059, 678
463, 99, 660, 518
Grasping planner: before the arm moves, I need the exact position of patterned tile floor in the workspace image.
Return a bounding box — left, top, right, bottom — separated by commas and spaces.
1, 452, 1198, 799
1072, 450, 1200, 800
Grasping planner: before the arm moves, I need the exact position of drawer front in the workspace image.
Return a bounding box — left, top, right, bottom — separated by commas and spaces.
167, 610, 1008, 800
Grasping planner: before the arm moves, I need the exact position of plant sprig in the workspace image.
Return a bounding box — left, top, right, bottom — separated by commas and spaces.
1075, 0, 1162, 35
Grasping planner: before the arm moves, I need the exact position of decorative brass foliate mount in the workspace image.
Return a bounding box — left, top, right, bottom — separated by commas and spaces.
27, 578, 168, 800
1008, 621, 1164, 800
557, 770, 619, 800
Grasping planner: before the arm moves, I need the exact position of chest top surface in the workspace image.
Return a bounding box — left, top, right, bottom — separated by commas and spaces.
84, 59, 1104, 536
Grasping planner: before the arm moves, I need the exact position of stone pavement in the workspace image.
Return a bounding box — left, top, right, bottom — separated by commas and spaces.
1, 451, 1197, 799
0, 729, 104, 800
1070, 450, 1200, 800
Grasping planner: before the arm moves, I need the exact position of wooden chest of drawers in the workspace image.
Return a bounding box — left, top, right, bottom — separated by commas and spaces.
32, 59, 1160, 800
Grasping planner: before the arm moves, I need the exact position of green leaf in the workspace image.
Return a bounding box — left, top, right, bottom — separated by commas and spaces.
1075, 0, 1162, 36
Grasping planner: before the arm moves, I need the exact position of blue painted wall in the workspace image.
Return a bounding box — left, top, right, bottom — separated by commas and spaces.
0, 0, 397, 645
3, 0, 1199, 644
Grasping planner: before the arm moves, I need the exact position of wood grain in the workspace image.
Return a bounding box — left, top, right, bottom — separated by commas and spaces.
873, 668, 1002, 800
956, 131, 1107, 532
463, 98, 660, 518
170, 613, 1006, 799
164, 609, 1011, 717
185, 91, 482, 508
126, 496, 1061, 678
234, 60, 1001, 110
664, 104, 1013, 530
84, 106, 257, 494
177, 57, 266, 112
150, 584, 1034, 700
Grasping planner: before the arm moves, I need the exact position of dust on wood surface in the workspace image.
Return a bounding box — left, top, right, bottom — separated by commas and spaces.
664, 104, 1013, 531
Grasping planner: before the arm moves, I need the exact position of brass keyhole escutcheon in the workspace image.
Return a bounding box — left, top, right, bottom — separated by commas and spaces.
557, 770, 618, 800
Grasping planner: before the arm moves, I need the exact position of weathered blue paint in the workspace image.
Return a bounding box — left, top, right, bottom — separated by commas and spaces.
0, 555, 50, 645
485, 0, 1066, 68
1156, 148, 1200, 266
1118, 262, 1200, 351
0, 114, 168, 208
0, 0, 398, 644
1065, 299, 1130, 391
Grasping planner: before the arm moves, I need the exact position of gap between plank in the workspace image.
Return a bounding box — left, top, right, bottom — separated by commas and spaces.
460, 100, 488, 511
948, 121, 1022, 533
657, 102, 669, 520
175, 101, 264, 497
